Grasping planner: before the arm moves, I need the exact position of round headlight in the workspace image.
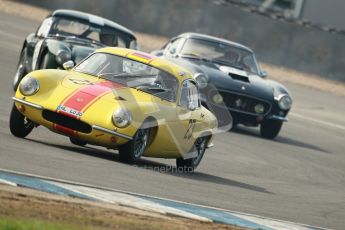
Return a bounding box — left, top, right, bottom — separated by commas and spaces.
194, 73, 208, 89
112, 109, 132, 128
254, 104, 265, 114
278, 94, 292, 110
56, 49, 72, 65
213, 93, 223, 104
19, 76, 39, 96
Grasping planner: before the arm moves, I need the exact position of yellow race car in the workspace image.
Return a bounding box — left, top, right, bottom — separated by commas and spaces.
10, 47, 217, 171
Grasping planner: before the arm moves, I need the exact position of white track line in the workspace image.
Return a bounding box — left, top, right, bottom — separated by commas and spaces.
49, 181, 211, 222
290, 112, 345, 132
0, 178, 17, 186
0, 168, 328, 230
231, 213, 317, 230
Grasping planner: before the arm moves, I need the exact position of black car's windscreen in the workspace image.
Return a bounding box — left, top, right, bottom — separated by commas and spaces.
49, 18, 131, 47
180, 38, 259, 75
75, 53, 179, 102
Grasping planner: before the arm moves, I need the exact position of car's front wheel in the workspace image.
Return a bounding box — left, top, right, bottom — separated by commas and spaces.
176, 136, 208, 172
118, 127, 150, 164
69, 137, 87, 147
260, 119, 283, 139
13, 48, 27, 91
9, 104, 34, 138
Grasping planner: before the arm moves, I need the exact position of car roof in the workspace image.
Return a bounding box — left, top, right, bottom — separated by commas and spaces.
50, 9, 136, 39
95, 47, 193, 82
176, 32, 253, 53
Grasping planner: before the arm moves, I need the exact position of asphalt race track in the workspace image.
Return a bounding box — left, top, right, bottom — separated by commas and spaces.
0, 12, 345, 229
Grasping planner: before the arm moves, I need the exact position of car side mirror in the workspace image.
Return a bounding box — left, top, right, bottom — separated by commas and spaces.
169, 47, 176, 55
260, 70, 268, 78
63, 61, 74, 70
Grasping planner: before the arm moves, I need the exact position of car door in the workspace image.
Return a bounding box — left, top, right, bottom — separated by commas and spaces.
175, 80, 205, 157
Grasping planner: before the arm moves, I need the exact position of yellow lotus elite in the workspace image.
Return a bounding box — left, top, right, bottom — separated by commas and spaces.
10, 47, 217, 171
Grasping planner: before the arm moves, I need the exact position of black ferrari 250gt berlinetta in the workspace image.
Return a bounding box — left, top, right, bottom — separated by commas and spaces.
13, 9, 137, 91
152, 33, 292, 139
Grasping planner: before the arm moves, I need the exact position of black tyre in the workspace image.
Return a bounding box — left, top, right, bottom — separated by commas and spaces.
260, 119, 283, 139
13, 48, 27, 91
9, 104, 34, 138
69, 137, 87, 147
118, 126, 150, 164
176, 136, 208, 172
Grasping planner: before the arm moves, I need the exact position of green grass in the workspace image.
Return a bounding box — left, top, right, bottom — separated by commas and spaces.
0, 217, 79, 230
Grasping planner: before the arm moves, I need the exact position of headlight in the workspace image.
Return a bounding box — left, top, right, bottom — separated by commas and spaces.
19, 76, 39, 96
112, 109, 132, 128
213, 93, 223, 104
254, 104, 265, 114
194, 73, 208, 89
56, 49, 72, 65
277, 94, 292, 110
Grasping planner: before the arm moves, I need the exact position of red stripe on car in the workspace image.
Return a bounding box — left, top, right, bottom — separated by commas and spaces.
58, 81, 123, 118
131, 51, 155, 61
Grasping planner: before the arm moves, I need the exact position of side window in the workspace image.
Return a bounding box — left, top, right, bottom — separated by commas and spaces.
180, 81, 200, 110
164, 38, 184, 56
37, 17, 52, 37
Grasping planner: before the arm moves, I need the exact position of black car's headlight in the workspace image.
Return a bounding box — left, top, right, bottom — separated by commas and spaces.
112, 108, 132, 128
19, 76, 40, 96
194, 73, 208, 89
56, 49, 72, 65
277, 94, 292, 110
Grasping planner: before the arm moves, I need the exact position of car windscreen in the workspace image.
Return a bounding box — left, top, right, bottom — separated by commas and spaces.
49, 17, 132, 47
180, 38, 259, 75
75, 53, 179, 102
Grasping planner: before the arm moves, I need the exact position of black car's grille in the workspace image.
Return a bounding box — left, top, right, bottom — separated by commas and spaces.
42, 110, 92, 133
218, 91, 271, 115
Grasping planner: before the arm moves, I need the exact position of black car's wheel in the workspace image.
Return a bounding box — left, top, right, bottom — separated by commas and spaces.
13, 48, 27, 91
69, 137, 87, 147
260, 119, 283, 139
176, 136, 208, 172
118, 127, 150, 164
9, 104, 34, 138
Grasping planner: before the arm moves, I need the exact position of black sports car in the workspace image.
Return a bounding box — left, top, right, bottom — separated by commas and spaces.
152, 33, 292, 139
13, 9, 137, 90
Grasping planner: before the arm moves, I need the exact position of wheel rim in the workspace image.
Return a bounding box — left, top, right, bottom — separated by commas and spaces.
133, 129, 149, 158
192, 137, 207, 166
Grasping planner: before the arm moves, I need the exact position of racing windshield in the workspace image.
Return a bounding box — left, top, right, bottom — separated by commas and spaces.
75, 53, 179, 102
180, 38, 260, 75
48, 17, 135, 48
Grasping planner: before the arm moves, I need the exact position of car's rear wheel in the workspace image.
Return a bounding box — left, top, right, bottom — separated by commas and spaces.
118, 126, 150, 164
260, 119, 283, 139
9, 104, 34, 138
13, 47, 27, 91
69, 137, 87, 147
176, 136, 208, 172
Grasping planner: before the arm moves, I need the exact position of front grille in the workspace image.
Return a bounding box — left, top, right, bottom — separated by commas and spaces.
218, 91, 271, 115
42, 110, 92, 133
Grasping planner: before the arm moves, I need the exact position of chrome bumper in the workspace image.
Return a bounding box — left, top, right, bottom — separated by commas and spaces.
92, 125, 133, 140
12, 97, 44, 110
12, 97, 133, 141
269, 115, 288, 121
